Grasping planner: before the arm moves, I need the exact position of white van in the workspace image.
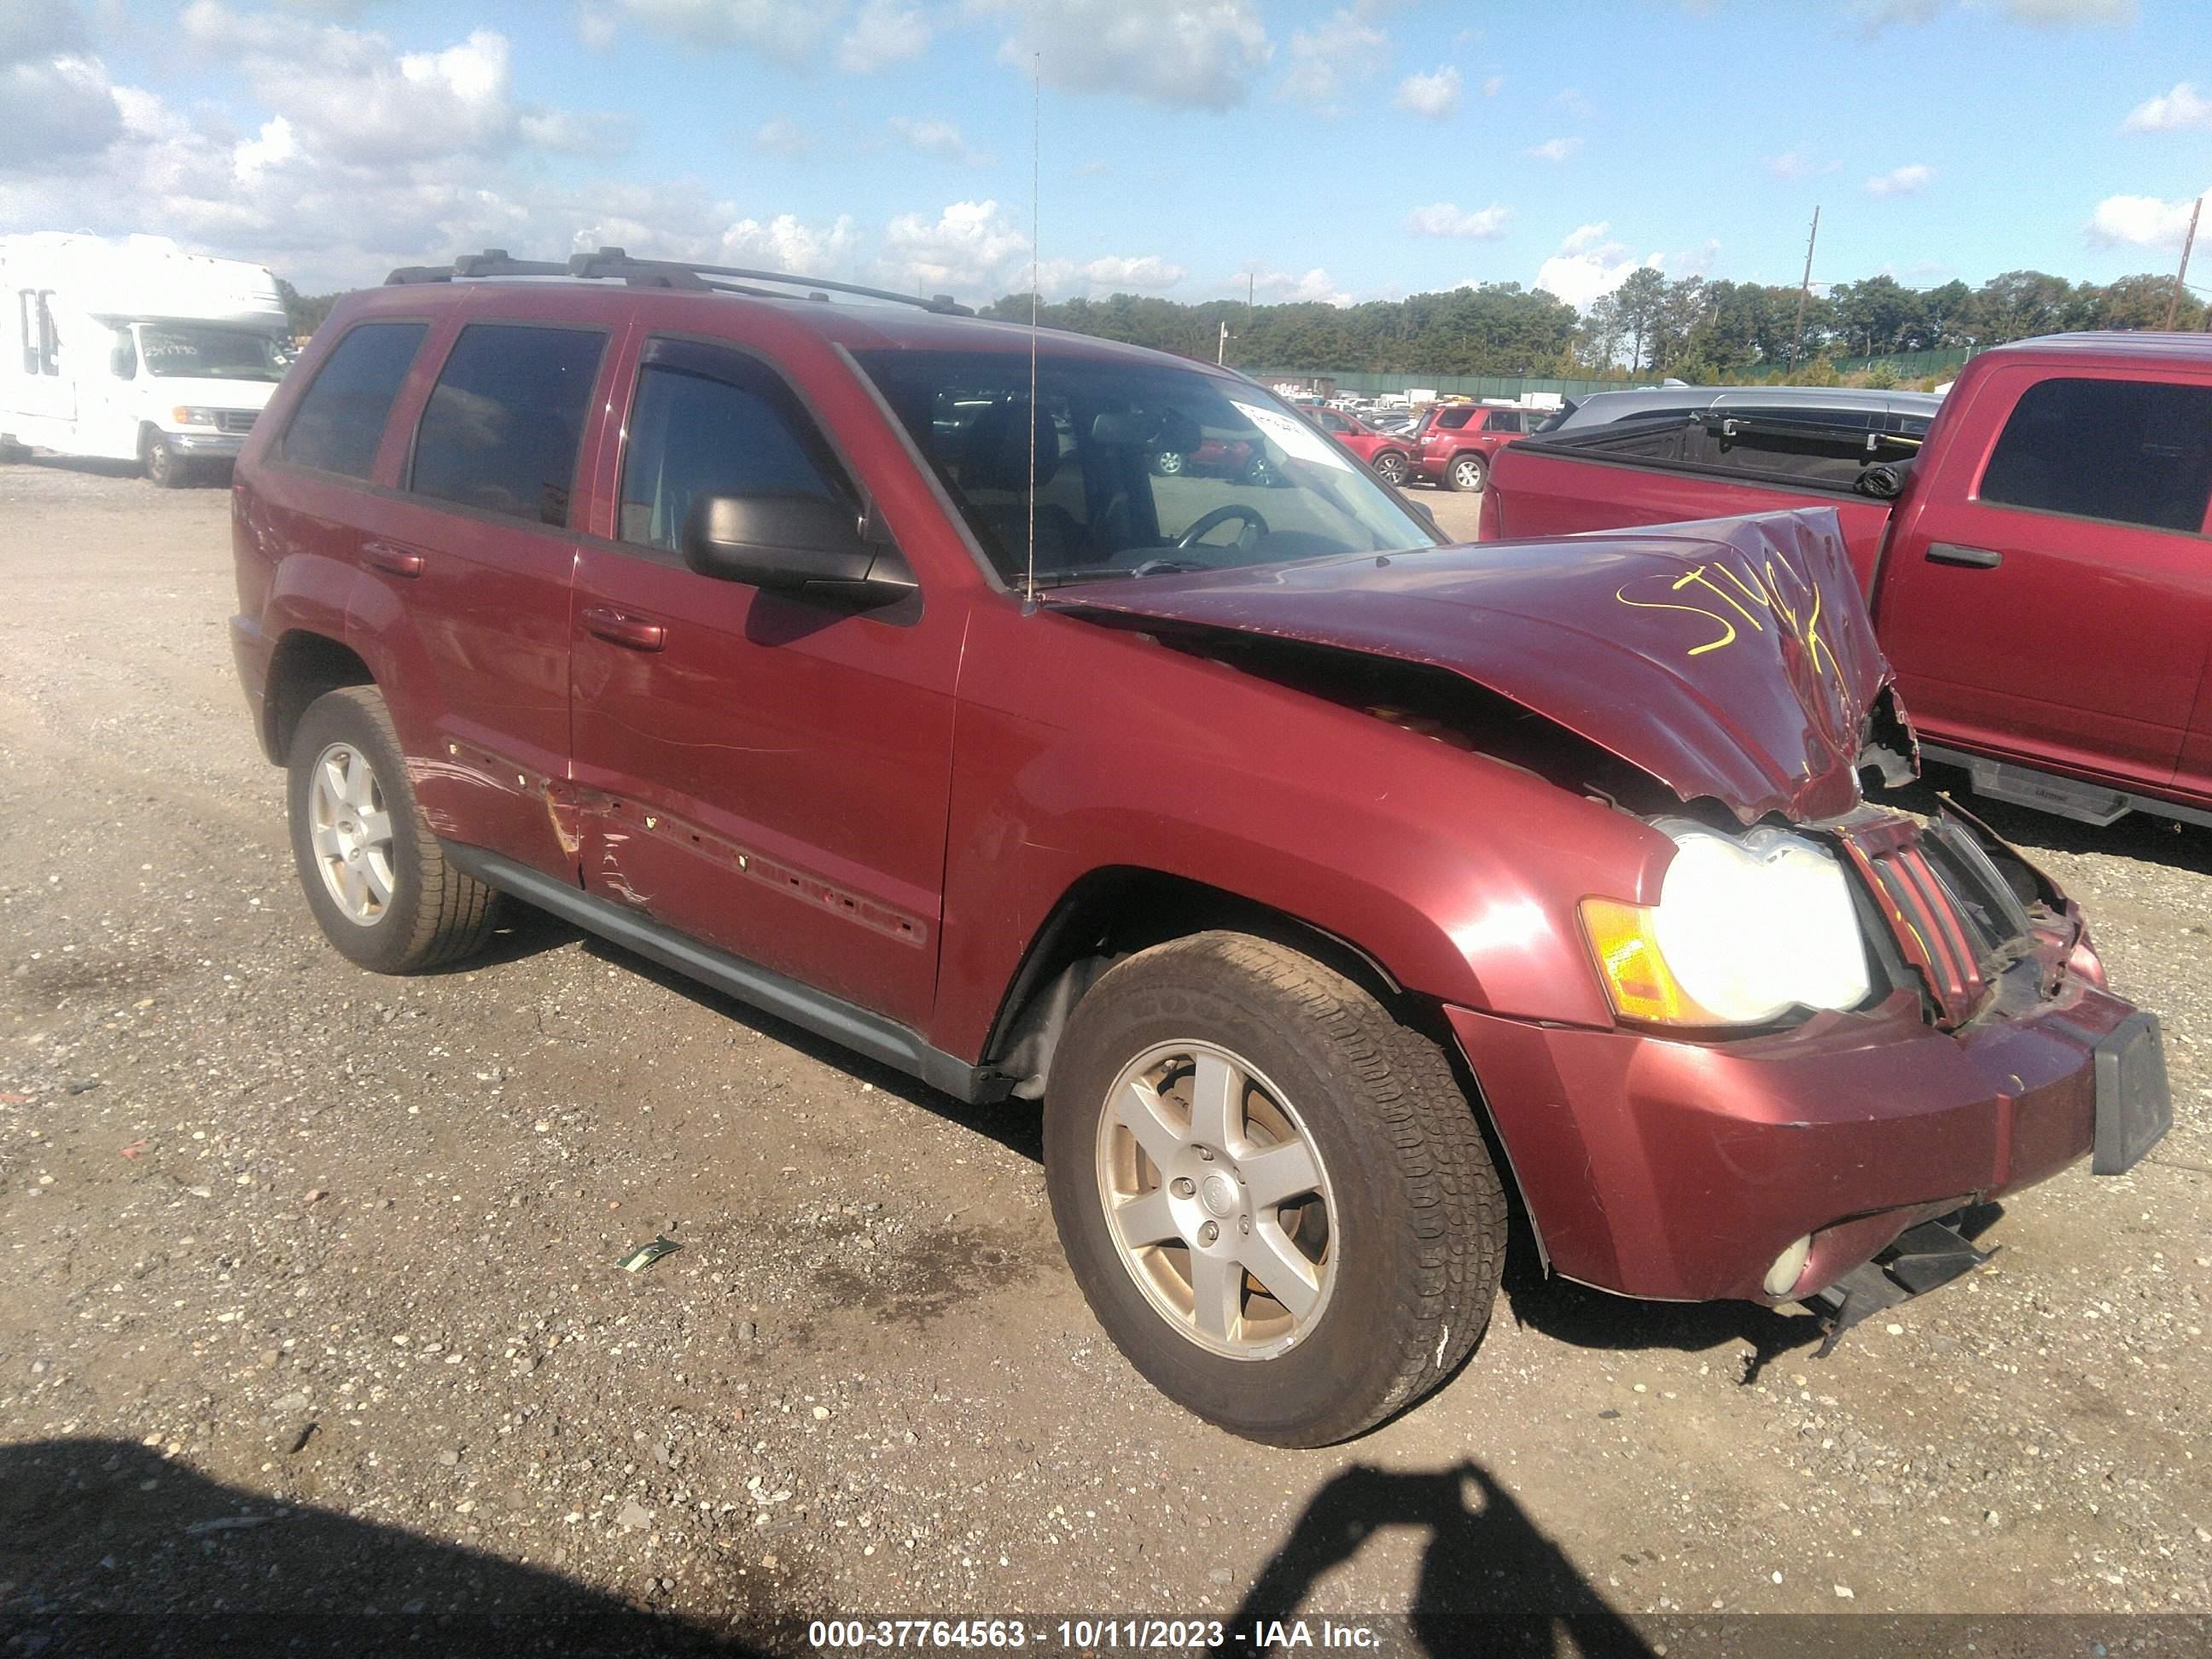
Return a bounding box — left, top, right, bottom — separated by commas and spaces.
1, 232, 292, 486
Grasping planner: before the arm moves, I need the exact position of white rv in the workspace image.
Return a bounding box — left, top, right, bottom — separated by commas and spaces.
1, 233, 292, 486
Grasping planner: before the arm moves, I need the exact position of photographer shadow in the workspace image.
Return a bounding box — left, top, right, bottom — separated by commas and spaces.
1220, 1461, 1655, 1658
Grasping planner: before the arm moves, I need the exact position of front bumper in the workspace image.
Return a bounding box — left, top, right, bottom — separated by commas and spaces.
170, 432, 247, 458
1447, 972, 2166, 1305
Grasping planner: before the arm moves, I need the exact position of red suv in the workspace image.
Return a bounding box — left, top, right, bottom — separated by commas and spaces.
229, 250, 2166, 1447
1303, 405, 1417, 486
1412, 402, 1541, 492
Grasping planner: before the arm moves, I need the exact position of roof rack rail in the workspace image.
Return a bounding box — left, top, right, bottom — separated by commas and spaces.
384, 246, 972, 317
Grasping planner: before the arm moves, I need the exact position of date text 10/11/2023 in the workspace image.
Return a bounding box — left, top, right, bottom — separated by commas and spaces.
808, 1618, 1388, 1650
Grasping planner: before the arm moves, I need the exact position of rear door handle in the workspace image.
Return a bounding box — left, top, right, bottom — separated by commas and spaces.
1926, 542, 2003, 569
582, 604, 667, 652
363, 540, 426, 578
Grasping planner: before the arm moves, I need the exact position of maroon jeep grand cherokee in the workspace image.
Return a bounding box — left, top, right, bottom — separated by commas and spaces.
228, 250, 2168, 1446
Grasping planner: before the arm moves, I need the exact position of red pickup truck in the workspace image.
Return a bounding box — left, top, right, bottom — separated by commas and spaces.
1482, 333, 2212, 830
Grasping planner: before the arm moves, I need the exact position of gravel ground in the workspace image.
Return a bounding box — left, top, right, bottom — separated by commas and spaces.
2, 462, 2208, 1655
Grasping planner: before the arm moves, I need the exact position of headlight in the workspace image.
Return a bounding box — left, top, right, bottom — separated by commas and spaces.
171, 406, 218, 428
1580, 820, 1871, 1027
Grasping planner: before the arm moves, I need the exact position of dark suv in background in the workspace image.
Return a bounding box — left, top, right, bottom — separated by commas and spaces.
226, 248, 2164, 1446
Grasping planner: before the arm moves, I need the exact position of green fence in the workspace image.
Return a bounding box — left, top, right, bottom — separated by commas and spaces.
1828, 346, 1973, 380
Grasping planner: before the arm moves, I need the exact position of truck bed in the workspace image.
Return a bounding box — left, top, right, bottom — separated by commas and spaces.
1482, 415, 1912, 594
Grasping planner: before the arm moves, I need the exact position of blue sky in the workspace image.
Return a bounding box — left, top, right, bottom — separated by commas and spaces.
3, 0, 2207, 305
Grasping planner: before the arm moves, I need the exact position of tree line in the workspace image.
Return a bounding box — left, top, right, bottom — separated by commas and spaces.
983, 269, 2207, 384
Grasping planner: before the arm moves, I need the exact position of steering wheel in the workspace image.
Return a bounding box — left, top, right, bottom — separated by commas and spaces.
1175, 504, 1269, 552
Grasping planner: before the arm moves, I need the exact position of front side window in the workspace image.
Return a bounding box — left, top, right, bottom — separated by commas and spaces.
855, 347, 1438, 587
619, 344, 852, 554
1979, 376, 2212, 535
280, 321, 428, 480
15, 291, 33, 375
410, 323, 605, 527
136, 324, 283, 381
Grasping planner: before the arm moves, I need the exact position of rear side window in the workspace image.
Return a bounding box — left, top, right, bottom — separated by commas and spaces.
1437, 407, 1476, 430
410, 323, 605, 527
1979, 376, 2212, 535
1482, 410, 1522, 432
281, 322, 428, 479
618, 343, 851, 554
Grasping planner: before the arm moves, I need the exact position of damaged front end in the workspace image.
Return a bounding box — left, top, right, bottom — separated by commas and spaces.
1047, 509, 2172, 1335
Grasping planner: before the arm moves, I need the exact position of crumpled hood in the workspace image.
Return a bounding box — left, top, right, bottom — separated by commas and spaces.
1048, 509, 1893, 824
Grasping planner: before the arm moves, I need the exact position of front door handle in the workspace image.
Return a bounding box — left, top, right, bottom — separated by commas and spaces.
1926, 542, 2003, 569
363, 539, 426, 578
582, 604, 667, 652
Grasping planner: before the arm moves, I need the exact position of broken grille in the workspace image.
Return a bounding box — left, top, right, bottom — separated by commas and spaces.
1837, 814, 2030, 1027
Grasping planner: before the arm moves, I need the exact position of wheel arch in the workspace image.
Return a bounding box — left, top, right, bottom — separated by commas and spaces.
263, 628, 376, 763
982, 864, 1437, 1097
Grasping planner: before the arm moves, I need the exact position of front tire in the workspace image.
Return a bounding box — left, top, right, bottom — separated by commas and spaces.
1044, 932, 1505, 1446
1445, 452, 1487, 493
1152, 450, 1187, 476
143, 430, 189, 488
285, 686, 499, 974
1371, 450, 1410, 486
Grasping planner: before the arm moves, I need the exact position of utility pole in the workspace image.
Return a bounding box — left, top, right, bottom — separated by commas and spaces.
1788, 205, 1820, 371
1217, 319, 1229, 364
2166, 195, 2202, 330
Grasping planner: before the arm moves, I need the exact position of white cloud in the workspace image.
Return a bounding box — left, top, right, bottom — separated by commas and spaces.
2124, 82, 2212, 133
1766, 148, 1819, 179
1550, 86, 1592, 117
518, 109, 635, 154
1524, 136, 1581, 164
1394, 64, 1461, 119
1481, 73, 1503, 96
754, 115, 812, 155
879, 198, 1033, 292
179, 4, 544, 166
889, 116, 992, 166
1243, 265, 1352, 306
2087, 189, 2211, 248
1988, 0, 2133, 23
584, 0, 841, 61
1406, 201, 1512, 239
837, 0, 932, 72
1864, 162, 1932, 197
973, 0, 1272, 112
1854, 0, 2131, 26
1535, 224, 1660, 310
1041, 253, 1187, 295
1278, 6, 1387, 112
0, 54, 124, 169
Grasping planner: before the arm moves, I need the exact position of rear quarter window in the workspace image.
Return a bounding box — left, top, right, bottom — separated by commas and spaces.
278, 321, 428, 480
1978, 376, 2212, 534
409, 323, 606, 527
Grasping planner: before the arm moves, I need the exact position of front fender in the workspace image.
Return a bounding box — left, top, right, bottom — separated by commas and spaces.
928, 603, 1668, 1062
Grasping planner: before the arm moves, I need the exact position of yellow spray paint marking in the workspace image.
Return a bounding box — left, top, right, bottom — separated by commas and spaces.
1617, 556, 1844, 686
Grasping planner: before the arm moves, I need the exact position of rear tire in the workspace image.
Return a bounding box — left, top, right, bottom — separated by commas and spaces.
1044, 932, 1505, 1446
1445, 452, 1487, 493
286, 686, 499, 975
1152, 451, 1187, 476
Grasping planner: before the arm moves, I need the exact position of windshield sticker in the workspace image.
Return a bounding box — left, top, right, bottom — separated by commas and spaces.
1230, 400, 1353, 473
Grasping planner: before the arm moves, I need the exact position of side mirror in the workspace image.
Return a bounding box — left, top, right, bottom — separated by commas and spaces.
682, 493, 916, 609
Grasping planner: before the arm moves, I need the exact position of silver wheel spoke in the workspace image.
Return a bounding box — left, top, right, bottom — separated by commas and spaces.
357, 808, 393, 848
318, 757, 349, 812
361, 854, 394, 906
338, 860, 368, 913
343, 750, 373, 809
1241, 1138, 1320, 1208
1186, 1051, 1242, 1152
1240, 1218, 1321, 1319
1112, 1078, 1188, 1173
1190, 1251, 1242, 1342
310, 821, 342, 860
1111, 1188, 1180, 1249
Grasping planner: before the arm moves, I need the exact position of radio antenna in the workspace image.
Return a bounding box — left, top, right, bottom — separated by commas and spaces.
1025, 51, 1040, 606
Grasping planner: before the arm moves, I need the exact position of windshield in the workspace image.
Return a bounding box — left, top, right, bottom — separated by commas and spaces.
853, 348, 1439, 587
133, 324, 285, 381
